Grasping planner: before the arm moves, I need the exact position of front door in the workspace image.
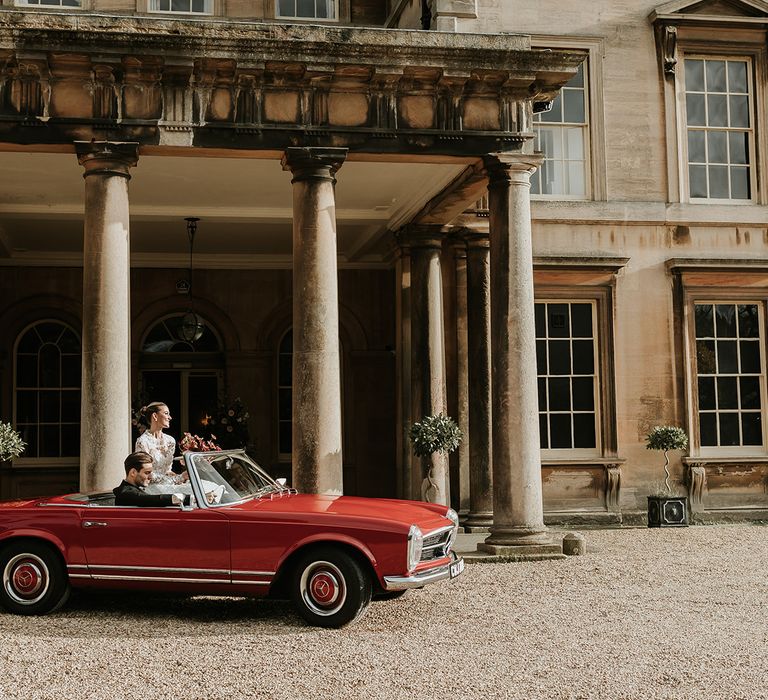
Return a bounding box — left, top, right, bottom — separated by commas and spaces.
78, 506, 230, 585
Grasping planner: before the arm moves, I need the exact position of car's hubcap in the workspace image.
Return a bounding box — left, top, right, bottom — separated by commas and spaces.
3, 554, 50, 605
300, 561, 346, 616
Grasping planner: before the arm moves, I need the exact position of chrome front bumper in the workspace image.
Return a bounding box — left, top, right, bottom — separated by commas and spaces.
382, 554, 464, 591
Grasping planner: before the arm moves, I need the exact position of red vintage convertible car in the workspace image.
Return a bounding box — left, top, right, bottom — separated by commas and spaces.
0, 449, 464, 627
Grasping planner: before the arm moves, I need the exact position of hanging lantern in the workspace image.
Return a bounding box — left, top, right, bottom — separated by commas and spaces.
177, 217, 204, 345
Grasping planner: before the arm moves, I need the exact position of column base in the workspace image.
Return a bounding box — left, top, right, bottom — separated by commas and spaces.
464, 512, 493, 532
473, 542, 565, 562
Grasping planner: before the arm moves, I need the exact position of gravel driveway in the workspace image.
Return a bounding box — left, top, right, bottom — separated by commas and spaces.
1, 525, 767, 700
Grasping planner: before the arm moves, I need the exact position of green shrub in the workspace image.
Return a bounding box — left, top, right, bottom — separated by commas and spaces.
409, 414, 462, 458
646, 425, 688, 452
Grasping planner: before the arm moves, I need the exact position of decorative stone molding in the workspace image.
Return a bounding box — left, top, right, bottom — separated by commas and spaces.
687, 462, 707, 513
605, 463, 621, 512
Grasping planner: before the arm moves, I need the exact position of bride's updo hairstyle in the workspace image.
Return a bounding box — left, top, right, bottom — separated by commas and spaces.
139, 402, 168, 429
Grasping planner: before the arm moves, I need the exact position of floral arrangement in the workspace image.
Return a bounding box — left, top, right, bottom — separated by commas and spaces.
208, 397, 250, 449
409, 413, 462, 458
179, 432, 222, 452
646, 425, 688, 494
0, 421, 26, 461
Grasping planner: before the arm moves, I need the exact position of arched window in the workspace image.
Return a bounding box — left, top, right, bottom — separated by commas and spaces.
14, 321, 81, 460
141, 313, 221, 353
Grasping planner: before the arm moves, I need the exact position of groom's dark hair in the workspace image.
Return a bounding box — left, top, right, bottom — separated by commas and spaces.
124, 451, 153, 474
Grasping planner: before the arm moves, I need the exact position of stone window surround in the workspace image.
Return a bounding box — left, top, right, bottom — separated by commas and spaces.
264, 0, 350, 24
146, 0, 215, 15
655, 25, 768, 205
12, 318, 81, 468
533, 256, 626, 463
669, 258, 768, 459
530, 35, 607, 203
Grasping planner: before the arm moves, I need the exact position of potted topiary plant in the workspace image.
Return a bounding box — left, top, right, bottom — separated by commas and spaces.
409, 413, 462, 505
645, 425, 689, 528
0, 421, 26, 463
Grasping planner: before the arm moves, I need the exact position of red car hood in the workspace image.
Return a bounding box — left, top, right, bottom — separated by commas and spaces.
226, 493, 451, 535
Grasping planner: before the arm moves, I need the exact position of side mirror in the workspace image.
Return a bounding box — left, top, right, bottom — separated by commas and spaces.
276, 477, 287, 487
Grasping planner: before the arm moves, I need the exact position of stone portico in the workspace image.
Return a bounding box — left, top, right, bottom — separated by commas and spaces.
0, 11, 582, 555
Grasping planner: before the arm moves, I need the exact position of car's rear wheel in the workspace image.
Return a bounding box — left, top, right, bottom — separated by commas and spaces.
0, 541, 70, 615
290, 547, 371, 628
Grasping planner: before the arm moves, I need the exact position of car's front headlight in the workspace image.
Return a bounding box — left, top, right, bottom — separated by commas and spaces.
407, 524, 423, 571
445, 508, 459, 551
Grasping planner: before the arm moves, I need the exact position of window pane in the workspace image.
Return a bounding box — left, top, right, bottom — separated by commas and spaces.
39, 345, 61, 387
738, 306, 759, 338
695, 304, 714, 337
570, 304, 592, 338
564, 127, 584, 160
279, 355, 292, 385
728, 61, 748, 93
61, 425, 79, 457
316, 0, 329, 18
686, 94, 706, 126
548, 377, 571, 411
729, 95, 749, 128
572, 340, 594, 375
569, 62, 584, 88
707, 95, 727, 127
16, 391, 37, 423
39, 425, 60, 457
61, 355, 81, 387
739, 342, 760, 374
538, 127, 562, 159
571, 377, 594, 411
539, 93, 562, 122
61, 390, 80, 419
573, 413, 596, 448
739, 377, 761, 409
535, 304, 546, 337
297, 0, 314, 16
58, 329, 80, 353
191, 0, 204, 11
36, 323, 63, 343
40, 391, 60, 422
278, 389, 292, 420
566, 162, 586, 197
696, 340, 716, 373
698, 377, 715, 410
539, 414, 548, 449
719, 413, 740, 446
730, 167, 749, 200
20, 426, 37, 457
716, 305, 737, 337
685, 59, 705, 92
708, 165, 729, 198
707, 131, 727, 164
538, 377, 547, 410
279, 424, 292, 454
16, 355, 36, 388
536, 340, 547, 374
548, 340, 570, 375
716, 377, 738, 409
717, 340, 738, 373
17, 329, 40, 353
689, 164, 707, 197
688, 130, 706, 162
563, 90, 585, 123
549, 414, 572, 449
705, 60, 727, 92
700, 413, 717, 446
547, 304, 569, 338
171, 0, 189, 11
741, 413, 762, 446
729, 132, 748, 165
278, 0, 294, 16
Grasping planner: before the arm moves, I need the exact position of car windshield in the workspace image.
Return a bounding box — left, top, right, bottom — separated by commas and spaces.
188, 451, 281, 505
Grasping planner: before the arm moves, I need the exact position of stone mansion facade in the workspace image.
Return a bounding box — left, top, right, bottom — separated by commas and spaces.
0, 0, 767, 535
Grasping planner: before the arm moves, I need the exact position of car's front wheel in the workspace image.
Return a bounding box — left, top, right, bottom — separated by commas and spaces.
0, 540, 70, 615
290, 546, 371, 628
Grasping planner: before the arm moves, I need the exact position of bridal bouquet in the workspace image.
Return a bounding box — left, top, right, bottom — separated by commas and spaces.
179, 432, 222, 452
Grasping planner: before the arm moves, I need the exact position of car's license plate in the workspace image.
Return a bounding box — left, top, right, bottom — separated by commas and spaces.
449, 557, 464, 579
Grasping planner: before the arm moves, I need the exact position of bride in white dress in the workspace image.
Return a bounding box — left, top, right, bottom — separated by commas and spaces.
134, 402, 186, 487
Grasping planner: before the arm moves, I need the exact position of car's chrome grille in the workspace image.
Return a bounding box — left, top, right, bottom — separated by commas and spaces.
420, 527, 453, 562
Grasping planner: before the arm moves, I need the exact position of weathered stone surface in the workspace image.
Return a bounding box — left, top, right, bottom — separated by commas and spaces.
562, 532, 587, 556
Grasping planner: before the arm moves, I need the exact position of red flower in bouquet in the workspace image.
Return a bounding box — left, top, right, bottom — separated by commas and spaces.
179, 432, 222, 452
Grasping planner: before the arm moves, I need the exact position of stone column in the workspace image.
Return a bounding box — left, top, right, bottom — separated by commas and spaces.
479, 153, 560, 557
464, 230, 494, 531
449, 235, 470, 521
75, 141, 139, 492
401, 225, 449, 505
281, 147, 347, 496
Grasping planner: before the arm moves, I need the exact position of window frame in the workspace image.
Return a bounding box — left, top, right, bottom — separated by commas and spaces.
530, 36, 606, 202
14, 0, 87, 8
535, 298, 602, 459
12, 319, 82, 468
146, 0, 214, 15
266, 0, 348, 23
532, 273, 620, 464
679, 52, 759, 205
683, 289, 768, 458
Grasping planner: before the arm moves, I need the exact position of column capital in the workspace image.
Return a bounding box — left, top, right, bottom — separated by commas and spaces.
463, 229, 490, 250
281, 147, 348, 184
483, 152, 543, 188
75, 141, 139, 179
446, 228, 468, 259
397, 224, 445, 251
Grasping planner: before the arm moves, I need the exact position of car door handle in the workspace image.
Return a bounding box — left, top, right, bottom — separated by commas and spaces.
82, 521, 108, 528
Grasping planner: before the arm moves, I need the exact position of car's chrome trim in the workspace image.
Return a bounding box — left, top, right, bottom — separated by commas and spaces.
423, 524, 454, 540
67, 564, 89, 570
230, 570, 275, 576
92, 574, 230, 584
87, 564, 230, 574
383, 556, 464, 591
68, 573, 91, 579
231, 580, 271, 586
